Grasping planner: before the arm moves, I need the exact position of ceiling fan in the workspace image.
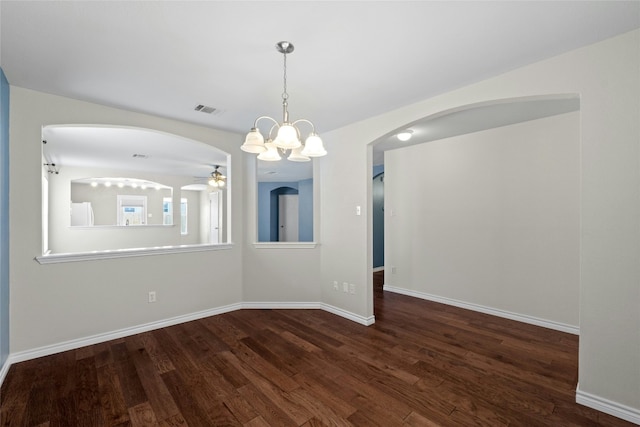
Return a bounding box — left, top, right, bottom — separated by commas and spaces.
208, 165, 226, 188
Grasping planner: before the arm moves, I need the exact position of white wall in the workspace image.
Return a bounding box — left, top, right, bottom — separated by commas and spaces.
9, 87, 245, 354
320, 29, 639, 419
385, 112, 580, 330
241, 155, 322, 305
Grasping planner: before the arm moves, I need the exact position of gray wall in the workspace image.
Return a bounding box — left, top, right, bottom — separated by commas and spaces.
0, 68, 10, 377
319, 29, 639, 417
385, 112, 580, 328
4, 30, 639, 422
9, 87, 244, 355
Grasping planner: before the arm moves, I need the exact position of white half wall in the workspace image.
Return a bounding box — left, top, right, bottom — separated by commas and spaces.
9, 87, 245, 354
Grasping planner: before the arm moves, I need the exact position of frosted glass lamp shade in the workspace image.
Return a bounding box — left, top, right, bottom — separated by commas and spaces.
257, 142, 282, 161
300, 134, 327, 157
287, 146, 311, 162
273, 124, 301, 149
241, 129, 266, 153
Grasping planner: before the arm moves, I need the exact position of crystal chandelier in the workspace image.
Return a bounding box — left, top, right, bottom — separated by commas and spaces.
241, 41, 327, 162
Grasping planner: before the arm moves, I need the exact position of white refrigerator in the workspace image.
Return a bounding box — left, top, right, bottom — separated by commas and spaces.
71, 202, 94, 226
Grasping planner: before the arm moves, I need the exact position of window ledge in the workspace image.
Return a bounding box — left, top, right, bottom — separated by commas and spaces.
253, 242, 318, 249
35, 243, 233, 264
68, 224, 175, 229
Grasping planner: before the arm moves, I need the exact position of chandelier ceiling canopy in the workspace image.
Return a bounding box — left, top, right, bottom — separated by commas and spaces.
241, 41, 327, 162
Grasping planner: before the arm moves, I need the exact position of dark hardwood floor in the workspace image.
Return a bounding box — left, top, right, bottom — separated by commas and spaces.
1, 271, 634, 426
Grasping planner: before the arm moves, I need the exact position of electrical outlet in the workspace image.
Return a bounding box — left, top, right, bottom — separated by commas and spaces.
349, 283, 356, 294
390, 266, 396, 274
343, 282, 349, 293
333, 281, 339, 290
148, 291, 157, 303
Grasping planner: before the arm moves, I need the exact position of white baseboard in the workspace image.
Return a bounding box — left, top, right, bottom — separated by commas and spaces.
242, 301, 375, 326
241, 301, 320, 310
372, 266, 384, 273
320, 303, 375, 326
6, 302, 372, 367
0, 357, 11, 392
383, 285, 579, 335
576, 385, 640, 425
8, 303, 243, 364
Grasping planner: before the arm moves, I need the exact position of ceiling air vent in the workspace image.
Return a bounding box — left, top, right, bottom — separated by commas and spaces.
194, 104, 217, 114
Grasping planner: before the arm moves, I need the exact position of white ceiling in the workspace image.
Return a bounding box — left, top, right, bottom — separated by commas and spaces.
2, 1, 639, 176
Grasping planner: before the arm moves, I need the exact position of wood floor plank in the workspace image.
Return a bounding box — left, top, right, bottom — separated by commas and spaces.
158, 412, 188, 427
125, 338, 181, 422
1, 271, 635, 426
73, 356, 105, 426
402, 410, 446, 427
110, 343, 148, 410
238, 371, 310, 426
95, 363, 130, 426
1, 363, 33, 426
160, 369, 214, 427
239, 335, 298, 377
133, 332, 176, 375
220, 395, 259, 424
22, 357, 55, 426
242, 415, 271, 427
292, 372, 357, 419
128, 402, 158, 427
236, 383, 298, 427
288, 387, 354, 426
218, 345, 300, 393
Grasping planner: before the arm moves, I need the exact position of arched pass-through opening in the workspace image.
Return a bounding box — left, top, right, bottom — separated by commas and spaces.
39, 124, 232, 262
367, 94, 580, 315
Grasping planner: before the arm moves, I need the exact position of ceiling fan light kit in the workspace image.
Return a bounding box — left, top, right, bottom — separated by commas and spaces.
208, 166, 226, 187
241, 41, 327, 162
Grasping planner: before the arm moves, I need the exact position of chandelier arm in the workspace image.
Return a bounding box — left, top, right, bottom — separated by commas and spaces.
253, 115, 280, 130
291, 118, 318, 135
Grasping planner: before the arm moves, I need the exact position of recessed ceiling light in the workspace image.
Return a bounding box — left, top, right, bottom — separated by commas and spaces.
396, 130, 413, 142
